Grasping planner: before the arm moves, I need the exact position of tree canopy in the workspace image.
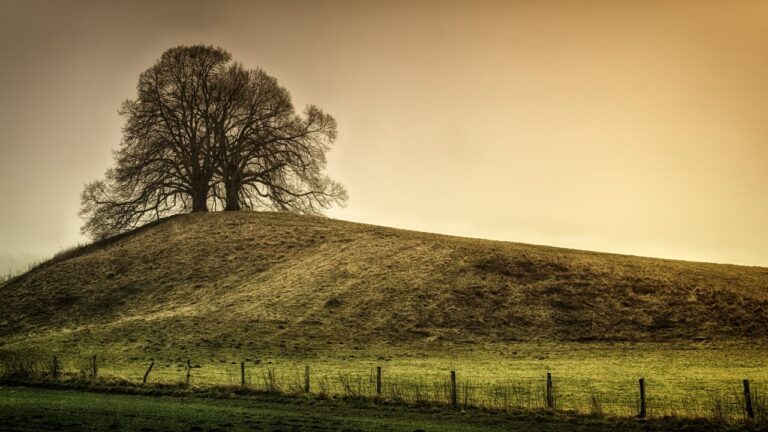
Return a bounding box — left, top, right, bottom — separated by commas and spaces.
81, 45, 347, 239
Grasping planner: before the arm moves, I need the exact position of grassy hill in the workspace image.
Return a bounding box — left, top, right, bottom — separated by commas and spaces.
1, 211, 768, 358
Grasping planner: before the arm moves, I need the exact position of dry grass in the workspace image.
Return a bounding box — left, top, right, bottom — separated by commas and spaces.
1, 211, 768, 358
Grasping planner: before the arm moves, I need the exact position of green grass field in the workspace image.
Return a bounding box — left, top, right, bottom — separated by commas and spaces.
0, 386, 504, 432
0, 386, 755, 432
4, 341, 767, 421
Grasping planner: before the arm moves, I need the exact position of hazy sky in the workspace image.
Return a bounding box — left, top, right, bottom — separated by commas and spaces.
1, 0, 767, 267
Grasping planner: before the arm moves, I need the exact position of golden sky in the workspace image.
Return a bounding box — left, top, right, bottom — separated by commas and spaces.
1, 0, 767, 266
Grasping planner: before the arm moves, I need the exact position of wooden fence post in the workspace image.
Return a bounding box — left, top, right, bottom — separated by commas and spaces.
241, 362, 246, 386
142, 361, 154, 384
91, 355, 97, 379
744, 379, 755, 420
52, 355, 59, 380
450, 370, 457, 408
304, 366, 311, 393
638, 378, 647, 419
186, 359, 191, 385
376, 366, 382, 396
546, 372, 554, 410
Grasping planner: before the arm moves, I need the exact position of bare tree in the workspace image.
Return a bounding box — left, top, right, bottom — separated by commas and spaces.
80, 45, 346, 239
120, 45, 230, 212
81, 45, 230, 238
209, 65, 347, 212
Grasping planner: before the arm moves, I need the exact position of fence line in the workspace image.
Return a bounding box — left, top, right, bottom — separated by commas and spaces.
0, 354, 764, 423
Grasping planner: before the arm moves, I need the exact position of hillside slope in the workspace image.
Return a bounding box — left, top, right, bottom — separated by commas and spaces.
2, 212, 768, 357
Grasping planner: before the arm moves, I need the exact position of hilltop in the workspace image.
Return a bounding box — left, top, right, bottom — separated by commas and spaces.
1, 211, 768, 358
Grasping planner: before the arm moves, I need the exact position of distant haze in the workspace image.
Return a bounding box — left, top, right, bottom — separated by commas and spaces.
1, 0, 767, 266
0, 253, 43, 277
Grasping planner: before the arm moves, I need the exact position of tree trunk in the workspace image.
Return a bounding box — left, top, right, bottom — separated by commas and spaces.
190, 174, 209, 212
191, 189, 209, 212
224, 176, 241, 211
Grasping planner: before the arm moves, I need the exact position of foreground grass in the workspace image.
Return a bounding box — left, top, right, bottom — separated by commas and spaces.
5, 342, 766, 420
0, 385, 757, 432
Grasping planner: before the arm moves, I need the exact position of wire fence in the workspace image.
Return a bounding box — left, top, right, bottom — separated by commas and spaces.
0, 353, 764, 424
